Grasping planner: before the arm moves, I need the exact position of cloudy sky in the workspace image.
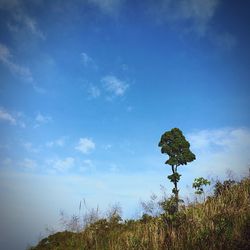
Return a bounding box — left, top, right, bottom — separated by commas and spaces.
0, 0, 250, 249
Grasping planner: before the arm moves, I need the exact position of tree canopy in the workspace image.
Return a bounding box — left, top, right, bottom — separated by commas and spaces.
158, 128, 196, 167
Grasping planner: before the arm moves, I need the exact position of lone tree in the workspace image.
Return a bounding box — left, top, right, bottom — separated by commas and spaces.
158, 128, 196, 212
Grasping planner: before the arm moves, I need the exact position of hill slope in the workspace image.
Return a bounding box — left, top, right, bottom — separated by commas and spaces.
30, 177, 250, 250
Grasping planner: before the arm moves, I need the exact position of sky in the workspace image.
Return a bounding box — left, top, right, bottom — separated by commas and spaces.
0, 0, 250, 249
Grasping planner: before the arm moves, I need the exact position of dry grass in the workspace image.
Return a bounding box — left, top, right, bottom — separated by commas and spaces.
30, 177, 250, 250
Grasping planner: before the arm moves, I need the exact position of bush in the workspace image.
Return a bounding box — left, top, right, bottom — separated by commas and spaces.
214, 179, 236, 197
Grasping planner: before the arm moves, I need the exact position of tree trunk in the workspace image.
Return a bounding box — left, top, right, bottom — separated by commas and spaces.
171, 165, 179, 212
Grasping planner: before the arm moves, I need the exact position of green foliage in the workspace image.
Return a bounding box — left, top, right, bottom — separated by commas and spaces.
192, 177, 211, 195
167, 172, 181, 183
158, 128, 196, 167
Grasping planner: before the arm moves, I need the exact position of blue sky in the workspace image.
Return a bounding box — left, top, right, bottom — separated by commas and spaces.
0, 0, 250, 249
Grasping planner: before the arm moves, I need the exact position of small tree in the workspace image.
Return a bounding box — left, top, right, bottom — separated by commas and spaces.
158, 128, 196, 212
192, 177, 211, 201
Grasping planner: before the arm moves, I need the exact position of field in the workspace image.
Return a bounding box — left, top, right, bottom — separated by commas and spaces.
30, 176, 250, 250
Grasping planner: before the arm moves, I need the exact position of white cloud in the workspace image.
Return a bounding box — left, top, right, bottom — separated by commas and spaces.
102, 75, 129, 96
0, 43, 34, 82
87, 85, 101, 99
20, 158, 37, 170
176, 0, 218, 21
0, 0, 45, 40
212, 32, 237, 51
0, 2, 46, 92
7, 14, 46, 40
35, 112, 52, 127
17, 121, 26, 128
0, 43, 44, 92
188, 128, 250, 151
22, 142, 39, 153
103, 144, 112, 150
148, 0, 219, 36
0, 43, 11, 61
21, 15, 45, 40
88, 0, 123, 15
186, 127, 250, 178
48, 157, 75, 172
81, 52, 94, 66
75, 138, 95, 154
0, 107, 16, 125
0, 107, 27, 128
46, 137, 66, 148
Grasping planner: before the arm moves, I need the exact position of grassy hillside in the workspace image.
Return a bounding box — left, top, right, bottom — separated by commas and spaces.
30, 176, 250, 250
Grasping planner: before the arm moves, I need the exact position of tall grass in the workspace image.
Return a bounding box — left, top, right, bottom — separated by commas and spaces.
30, 176, 250, 250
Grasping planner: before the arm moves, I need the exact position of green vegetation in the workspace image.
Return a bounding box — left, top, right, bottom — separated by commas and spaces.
158, 128, 196, 212
192, 177, 211, 196
30, 176, 250, 250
